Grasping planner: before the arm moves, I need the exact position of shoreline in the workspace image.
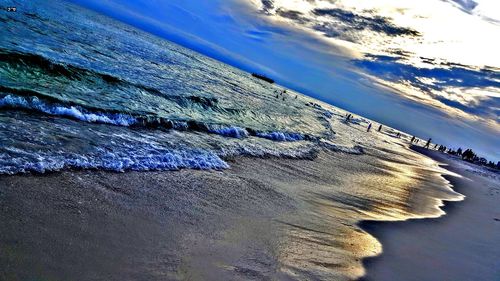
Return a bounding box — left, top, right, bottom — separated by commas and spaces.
0, 145, 450, 281
359, 146, 500, 281
1, 143, 495, 280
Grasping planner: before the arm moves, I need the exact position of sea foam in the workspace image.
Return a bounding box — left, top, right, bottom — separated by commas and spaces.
0, 95, 136, 126
0, 147, 228, 174
255, 131, 305, 142
207, 125, 249, 138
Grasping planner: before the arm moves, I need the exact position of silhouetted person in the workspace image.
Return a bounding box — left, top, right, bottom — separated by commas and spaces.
462, 149, 475, 162
424, 138, 432, 148
367, 123, 372, 132
295, 95, 298, 99
378, 125, 382, 132
411, 136, 415, 143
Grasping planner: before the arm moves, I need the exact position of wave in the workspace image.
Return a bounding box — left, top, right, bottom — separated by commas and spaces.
0, 94, 137, 126
0, 93, 311, 143
323, 110, 334, 118
0, 146, 228, 174
0, 49, 230, 113
207, 125, 249, 138
255, 131, 305, 141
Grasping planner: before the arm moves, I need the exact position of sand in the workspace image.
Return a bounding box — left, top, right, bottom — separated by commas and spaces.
360, 147, 500, 281
0, 146, 497, 280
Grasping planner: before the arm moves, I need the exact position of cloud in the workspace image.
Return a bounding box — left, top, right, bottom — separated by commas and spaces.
355, 55, 500, 91
311, 8, 420, 38
354, 54, 500, 120
261, 0, 274, 14
257, 1, 420, 43
443, 0, 500, 24
276, 9, 309, 24
447, 0, 479, 11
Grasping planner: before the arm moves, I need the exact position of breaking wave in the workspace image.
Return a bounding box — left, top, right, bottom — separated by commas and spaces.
0, 94, 137, 126
207, 125, 249, 138
0, 146, 228, 175
0, 92, 310, 142
255, 131, 305, 141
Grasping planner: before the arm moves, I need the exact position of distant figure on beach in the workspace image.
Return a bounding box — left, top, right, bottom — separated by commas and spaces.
367, 123, 372, 132
462, 149, 475, 162
424, 138, 432, 148
411, 136, 415, 143
434, 144, 438, 149
295, 95, 298, 99
345, 114, 352, 122
377, 125, 382, 132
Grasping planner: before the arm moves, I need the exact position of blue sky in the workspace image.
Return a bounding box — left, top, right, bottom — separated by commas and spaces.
70, 0, 500, 161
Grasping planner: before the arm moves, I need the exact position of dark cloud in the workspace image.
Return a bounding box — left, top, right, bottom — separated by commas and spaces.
311, 22, 343, 39
276, 9, 309, 24
258, 3, 420, 43
261, 0, 274, 14
312, 8, 420, 37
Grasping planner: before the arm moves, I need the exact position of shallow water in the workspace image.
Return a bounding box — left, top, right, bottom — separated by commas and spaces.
0, 1, 464, 280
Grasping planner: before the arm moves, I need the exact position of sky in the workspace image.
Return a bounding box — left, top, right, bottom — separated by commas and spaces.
70, 0, 500, 161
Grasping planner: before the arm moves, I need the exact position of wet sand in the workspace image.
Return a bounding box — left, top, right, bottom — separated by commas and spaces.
360, 147, 500, 281
0, 145, 465, 281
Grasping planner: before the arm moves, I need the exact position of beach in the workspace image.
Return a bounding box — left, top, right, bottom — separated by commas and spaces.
1, 2, 498, 280
0, 144, 469, 281
361, 147, 500, 281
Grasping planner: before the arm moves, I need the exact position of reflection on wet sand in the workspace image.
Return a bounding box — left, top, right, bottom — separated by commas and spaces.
269, 145, 463, 280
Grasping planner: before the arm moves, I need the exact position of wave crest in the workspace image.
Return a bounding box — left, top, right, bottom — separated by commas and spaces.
0, 146, 228, 174
255, 131, 305, 141
0, 94, 136, 126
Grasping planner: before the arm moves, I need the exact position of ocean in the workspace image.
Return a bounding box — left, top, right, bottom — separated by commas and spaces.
0, 1, 464, 280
